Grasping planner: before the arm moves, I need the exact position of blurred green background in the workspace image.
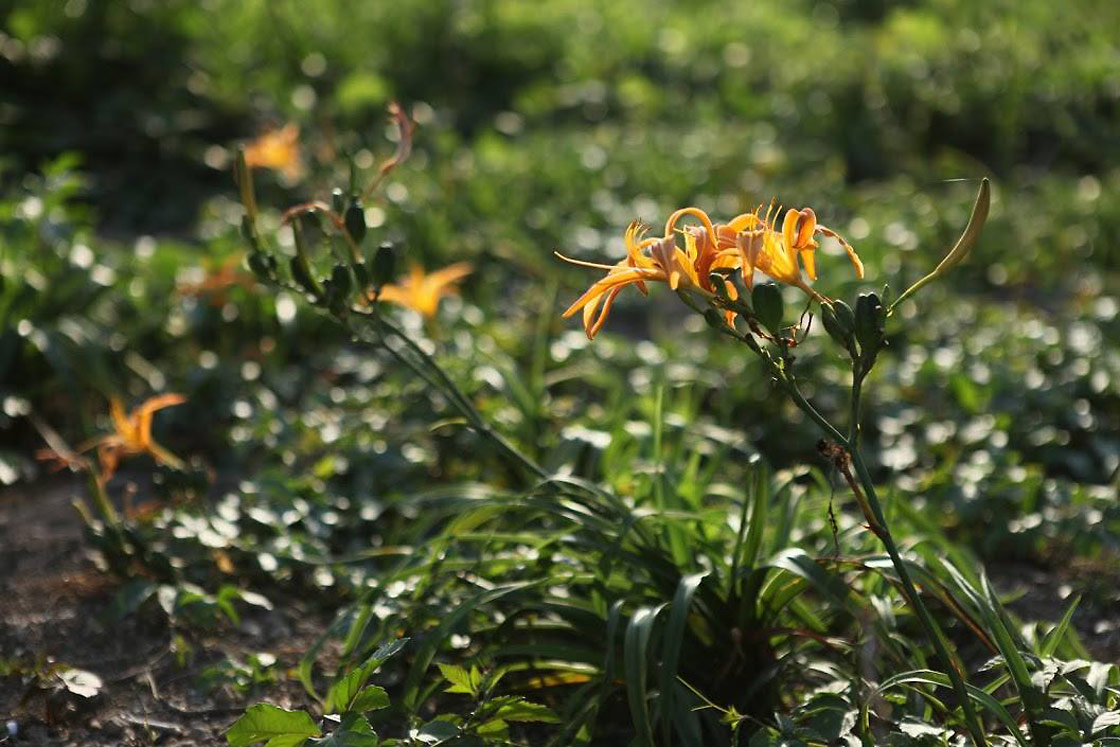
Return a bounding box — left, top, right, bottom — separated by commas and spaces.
2, 0, 1118, 551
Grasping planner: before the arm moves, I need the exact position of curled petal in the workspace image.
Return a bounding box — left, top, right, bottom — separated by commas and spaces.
817, 224, 865, 279
800, 249, 818, 281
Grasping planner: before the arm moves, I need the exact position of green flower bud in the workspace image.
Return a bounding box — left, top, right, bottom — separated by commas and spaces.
372, 242, 396, 289
752, 283, 784, 334
331, 188, 346, 215
854, 292, 885, 353
246, 251, 271, 281
329, 263, 352, 300
239, 215, 258, 249
832, 299, 855, 333
703, 307, 725, 329
820, 302, 852, 349
708, 272, 732, 301
289, 255, 320, 297
352, 261, 371, 289
345, 199, 367, 244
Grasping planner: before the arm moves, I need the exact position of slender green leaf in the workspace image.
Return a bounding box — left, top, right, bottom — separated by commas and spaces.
624, 605, 665, 747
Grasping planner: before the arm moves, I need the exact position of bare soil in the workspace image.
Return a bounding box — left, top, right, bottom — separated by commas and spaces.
0, 478, 323, 746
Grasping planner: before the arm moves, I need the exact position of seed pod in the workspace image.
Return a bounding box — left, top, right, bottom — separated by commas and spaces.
854, 292, 885, 352
371, 242, 396, 289
752, 283, 784, 334
345, 199, 367, 244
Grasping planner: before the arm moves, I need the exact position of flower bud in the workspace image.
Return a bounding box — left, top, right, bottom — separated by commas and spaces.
820, 302, 852, 349
752, 283, 784, 335
239, 215, 259, 250
708, 272, 733, 301
289, 255, 321, 297
703, 307, 726, 329
331, 188, 346, 215
246, 251, 271, 282
854, 292, 885, 354
372, 242, 396, 289
329, 264, 352, 299
345, 199, 367, 244
832, 299, 855, 333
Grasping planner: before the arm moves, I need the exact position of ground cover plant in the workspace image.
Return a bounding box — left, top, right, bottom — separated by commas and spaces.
1, 1, 1119, 745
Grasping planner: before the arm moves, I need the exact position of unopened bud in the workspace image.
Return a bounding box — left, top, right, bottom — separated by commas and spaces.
289, 255, 321, 297
246, 252, 271, 281
820, 302, 852, 349
854, 292, 885, 354
372, 242, 396, 288
345, 200, 367, 244
751, 283, 784, 334
329, 264, 352, 300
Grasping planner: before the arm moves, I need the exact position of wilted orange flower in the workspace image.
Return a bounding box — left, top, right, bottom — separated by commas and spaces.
244, 123, 303, 181
375, 263, 473, 318
176, 255, 255, 306
84, 394, 186, 482
558, 207, 741, 338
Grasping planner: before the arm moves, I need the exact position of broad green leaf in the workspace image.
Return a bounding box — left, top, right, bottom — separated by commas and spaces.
310, 714, 379, 747
325, 640, 406, 713
414, 719, 459, 745
493, 698, 560, 723
226, 704, 321, 747
349, 686, 389, 713
1093, 712, 1120, 736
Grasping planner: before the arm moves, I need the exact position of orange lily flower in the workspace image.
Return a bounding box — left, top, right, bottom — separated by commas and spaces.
244, 123, 304, 182
719, 202, 864, 298
558, 208, 741, 338
81, 394, 187, 482
375, 263, 473, 318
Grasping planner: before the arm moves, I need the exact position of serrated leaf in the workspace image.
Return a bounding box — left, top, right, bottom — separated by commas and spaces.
413, 719, 459, 745
310, 714, 380, 747
437, 663, 476, 695
226, 704, 321, 747
349, 686, 389, 713
324, 640, 406, 713
493, 698, 560, 723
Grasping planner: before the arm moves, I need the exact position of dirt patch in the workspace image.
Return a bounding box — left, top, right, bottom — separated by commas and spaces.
0, 478, 323, 746
988, 560, 1120, 663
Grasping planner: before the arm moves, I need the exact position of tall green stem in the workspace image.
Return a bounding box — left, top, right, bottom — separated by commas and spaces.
782, 373, 988, 747
847, 448, 988, 747
352, 309, 547, 481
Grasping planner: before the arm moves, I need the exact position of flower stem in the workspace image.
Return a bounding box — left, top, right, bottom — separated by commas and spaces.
781, 371, 989, 747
